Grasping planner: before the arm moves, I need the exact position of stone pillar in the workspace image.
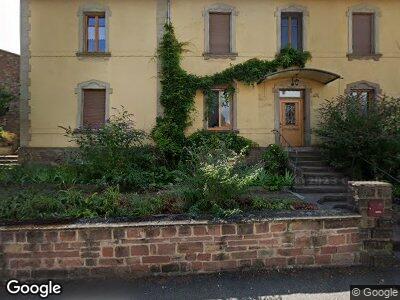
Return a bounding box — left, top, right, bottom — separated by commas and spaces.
348, 181, 394, 266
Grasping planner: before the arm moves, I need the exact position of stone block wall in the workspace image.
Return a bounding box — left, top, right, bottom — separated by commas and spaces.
348, 181, 394, 266
0, 217, 362, 281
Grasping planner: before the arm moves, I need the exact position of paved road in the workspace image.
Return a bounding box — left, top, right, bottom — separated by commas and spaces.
1, 266, 400, 300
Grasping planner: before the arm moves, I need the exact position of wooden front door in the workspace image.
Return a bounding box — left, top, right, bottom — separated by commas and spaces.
280, 95, 304, 147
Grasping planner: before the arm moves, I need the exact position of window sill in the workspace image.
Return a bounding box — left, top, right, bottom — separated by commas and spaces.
203, 52, 238, 60
346, 53, 382, 61
76, 52, 111, 58
207, 128, 239, 133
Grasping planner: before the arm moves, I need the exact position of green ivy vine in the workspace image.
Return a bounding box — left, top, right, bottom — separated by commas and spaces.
152, 23, 311, 163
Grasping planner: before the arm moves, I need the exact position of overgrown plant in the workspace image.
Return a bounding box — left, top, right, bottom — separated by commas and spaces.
152, 24, 311, 164
262, 144, 289, 175
0, 88, 13, 116
316, 95, 400, 180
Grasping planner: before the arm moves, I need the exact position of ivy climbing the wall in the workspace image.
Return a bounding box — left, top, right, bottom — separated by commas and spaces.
152, 23, 311, 164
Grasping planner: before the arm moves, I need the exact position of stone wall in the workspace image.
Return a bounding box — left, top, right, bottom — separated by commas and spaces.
19, 147, 77, 165
0, 216, 362, 281
0, 50, 19, 138
348, 181, 395, 266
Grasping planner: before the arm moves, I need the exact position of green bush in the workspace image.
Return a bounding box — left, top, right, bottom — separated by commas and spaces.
316, 95, 400, 180
251, 196, 296, 211
187, 130, 255, 155
0, 88, 13, 116
174, 142, 255, 215
262, 144, 289, 175
252, 169, 294, 191
62, 109, 172, 190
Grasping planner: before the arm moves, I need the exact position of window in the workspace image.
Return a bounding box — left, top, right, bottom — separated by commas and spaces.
207, 89, 232, 130
84, 13, 106, 53
352, 13, 374, 55
281, 12, 303, 50
350, 89, 375, 115
209, 12, 231, 54
83, 89, 106, 128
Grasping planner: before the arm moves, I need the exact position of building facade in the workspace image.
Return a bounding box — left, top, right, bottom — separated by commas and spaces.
20, 0, 400, 160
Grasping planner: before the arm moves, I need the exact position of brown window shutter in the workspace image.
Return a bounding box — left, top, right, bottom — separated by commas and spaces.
209, 13, 231, 54
83, 89, 106, 128
353, 13, 374, 55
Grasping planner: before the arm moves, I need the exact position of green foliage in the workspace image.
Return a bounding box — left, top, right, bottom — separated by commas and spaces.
0, 88, 13, 116
262, 144, 289, 175
252, 169, 294, 191
174, 143, 255, 214
251, 196, 296, 211
62, 109, 172, 190
152, 23, 311, 163
187, 130, 255, 155
316, 95, 400, 180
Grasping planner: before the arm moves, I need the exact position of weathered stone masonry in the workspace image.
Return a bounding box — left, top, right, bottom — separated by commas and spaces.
0, 216, 362, 281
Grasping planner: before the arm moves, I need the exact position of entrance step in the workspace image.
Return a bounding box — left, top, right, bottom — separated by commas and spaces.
0, 155, 19, 167
293, 185, 348, 194
317, 194, 350, 204
297, 161, 326, 167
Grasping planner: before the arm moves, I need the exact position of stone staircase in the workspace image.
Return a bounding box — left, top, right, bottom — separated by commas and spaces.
288, 148, 350, 208
0, 155, 19, 167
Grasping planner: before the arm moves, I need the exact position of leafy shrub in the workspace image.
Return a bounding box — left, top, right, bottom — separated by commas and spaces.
63, 109, 171, 190
175, 142, 254, 214
251, 197, 296, 211
316, 95, 400, 180
0, 88, 13, 116
252, 169, 294, 191
0, 129, 17, 146
187, 130, 255, 155
262, 144, 289, 175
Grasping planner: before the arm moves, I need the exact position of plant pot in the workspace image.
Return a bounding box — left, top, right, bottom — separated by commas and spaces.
0, 146, 12, 155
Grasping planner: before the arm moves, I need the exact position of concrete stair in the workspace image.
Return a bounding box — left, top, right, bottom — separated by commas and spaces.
289, 148, 351, 208
0, 155, 19, 167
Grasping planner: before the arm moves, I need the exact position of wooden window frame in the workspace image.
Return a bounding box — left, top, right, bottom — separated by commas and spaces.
281, 12, 303, 51
207, 88, 233, 131
84, 12, 106, 53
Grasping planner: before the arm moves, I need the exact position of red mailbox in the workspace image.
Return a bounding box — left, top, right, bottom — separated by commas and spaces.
367, 200, 384, 217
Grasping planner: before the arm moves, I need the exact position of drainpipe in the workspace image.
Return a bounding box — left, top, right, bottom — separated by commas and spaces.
167, 0, 171, 24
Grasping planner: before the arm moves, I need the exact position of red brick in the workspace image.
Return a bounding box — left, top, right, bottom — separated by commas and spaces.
351, 233, 361, 243
60, 231, 76, 242
219, 260, 237, 270
197, 253, 211, 261
177, 242, 203, 253
102, 247, 113, 257
270, 223, 287, 232
228, 240, 258, 246
222, 225, 236, 235
207, 225, 221, 236
277, 248, 302, 257
259, 239, 279, 247
296, 256, 315, 265
178, 226, 192, 236
337, 244, 360, 253
295, 237, 311, 247
115, 246, 130, 257
54, 243, 71, 251
142, 256, 170, 264
79, 229, 111, 241
327, 235, 346, 245
36, 251, 79, 258
255, 223, 269, 234
43, 258, 55, 268
237, 224, 254, 235
40, 244, 53, 251
321, 246, 337, 254
191, 261, 203, 271
58, 258, 83, 268
144, 228, 160, 238
157, 244, 176, 255
161, 227, 176, 238
10, 259, 41, 269
186, 253, 196, 261
193, 226, 207, 236
127, 228, 142, 238
231, 251, 257, 260
324, 219, 359, 229
315, 255, 332, 265
289, 221, 320, 231
131, 245, 149, 256
98, 258, 124, 266
149, 244, 157, 255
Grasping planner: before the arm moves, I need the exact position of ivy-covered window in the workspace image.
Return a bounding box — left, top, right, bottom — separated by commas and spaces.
207, 89, 232, 130
281, 12, 303, 50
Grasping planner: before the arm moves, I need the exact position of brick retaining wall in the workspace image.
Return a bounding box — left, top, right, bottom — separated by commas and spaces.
0, 216, 362, 281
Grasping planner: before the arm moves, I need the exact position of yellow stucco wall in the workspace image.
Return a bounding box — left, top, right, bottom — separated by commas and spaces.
27, 0, 400, 148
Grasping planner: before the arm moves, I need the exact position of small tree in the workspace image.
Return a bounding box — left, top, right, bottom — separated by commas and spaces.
316, 95, 400, 180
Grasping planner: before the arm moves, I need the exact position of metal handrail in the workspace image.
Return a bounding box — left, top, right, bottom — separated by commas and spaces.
361, 157, 400, 184
271, 129, 299, 178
